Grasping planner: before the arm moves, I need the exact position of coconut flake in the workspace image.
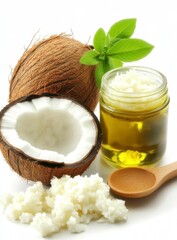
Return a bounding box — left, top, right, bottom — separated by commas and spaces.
0, 174, 128, 237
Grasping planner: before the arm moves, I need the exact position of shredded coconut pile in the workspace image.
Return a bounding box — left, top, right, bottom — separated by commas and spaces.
0, 174, 128, 237
109, 69, 160, 93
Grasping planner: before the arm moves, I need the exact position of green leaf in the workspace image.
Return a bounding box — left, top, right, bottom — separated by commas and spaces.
107, 18, 136, 41
80, 50, 100, 65
107, 37, 120, 48
93, 28, 106, 52
108, 56, 123, 69
80, 18, 154, 87
95, 61, 110, 88
107, 38, 154, 62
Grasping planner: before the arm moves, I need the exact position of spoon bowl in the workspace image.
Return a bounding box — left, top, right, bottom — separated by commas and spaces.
108, 161, 177, 198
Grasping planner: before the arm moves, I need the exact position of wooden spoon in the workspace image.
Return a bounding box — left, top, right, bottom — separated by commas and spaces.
108, 161, 177, 198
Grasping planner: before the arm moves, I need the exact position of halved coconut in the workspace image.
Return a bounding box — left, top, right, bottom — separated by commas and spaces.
0, 94, 102, 185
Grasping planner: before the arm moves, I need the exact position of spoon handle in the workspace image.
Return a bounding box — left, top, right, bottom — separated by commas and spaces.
152, 161, 177, 184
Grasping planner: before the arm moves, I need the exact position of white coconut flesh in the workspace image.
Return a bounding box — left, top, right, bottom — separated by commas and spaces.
0, 97, 98, 164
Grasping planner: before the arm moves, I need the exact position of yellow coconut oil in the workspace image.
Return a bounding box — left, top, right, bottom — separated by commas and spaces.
100, 66, 170, 168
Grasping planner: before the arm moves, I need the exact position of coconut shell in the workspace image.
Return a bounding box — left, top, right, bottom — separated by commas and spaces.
9, 35, 99, 110
0, 94, 102, 185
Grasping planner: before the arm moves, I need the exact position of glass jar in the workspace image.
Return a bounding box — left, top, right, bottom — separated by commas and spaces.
100, 66, 170, 168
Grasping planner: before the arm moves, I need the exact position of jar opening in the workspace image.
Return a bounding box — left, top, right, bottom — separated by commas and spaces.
101, 66, 169, 112
102, 66, 167, 97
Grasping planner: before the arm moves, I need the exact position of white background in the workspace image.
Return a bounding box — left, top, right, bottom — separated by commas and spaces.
0, 0, 177, 239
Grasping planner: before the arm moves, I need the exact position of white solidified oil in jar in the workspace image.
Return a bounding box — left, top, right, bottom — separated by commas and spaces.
100, 67, 169, 168
109, 70, 160, 93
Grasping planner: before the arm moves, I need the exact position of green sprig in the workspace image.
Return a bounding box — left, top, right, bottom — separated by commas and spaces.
80, 18, 154, 88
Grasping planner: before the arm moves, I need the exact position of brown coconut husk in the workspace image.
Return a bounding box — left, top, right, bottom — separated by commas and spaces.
9, 35, 99, 110
0, 94, 102, 185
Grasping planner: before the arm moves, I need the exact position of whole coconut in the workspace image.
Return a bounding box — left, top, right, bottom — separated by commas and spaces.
9, 35, 99, 110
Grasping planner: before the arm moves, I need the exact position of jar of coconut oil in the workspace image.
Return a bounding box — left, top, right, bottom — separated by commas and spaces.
100, 66, 170, 168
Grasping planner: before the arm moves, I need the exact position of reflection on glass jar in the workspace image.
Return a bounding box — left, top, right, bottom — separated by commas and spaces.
100, 66, 170, 168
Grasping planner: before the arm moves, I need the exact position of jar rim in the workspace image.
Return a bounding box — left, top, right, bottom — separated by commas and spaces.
101, 66, 167, 99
